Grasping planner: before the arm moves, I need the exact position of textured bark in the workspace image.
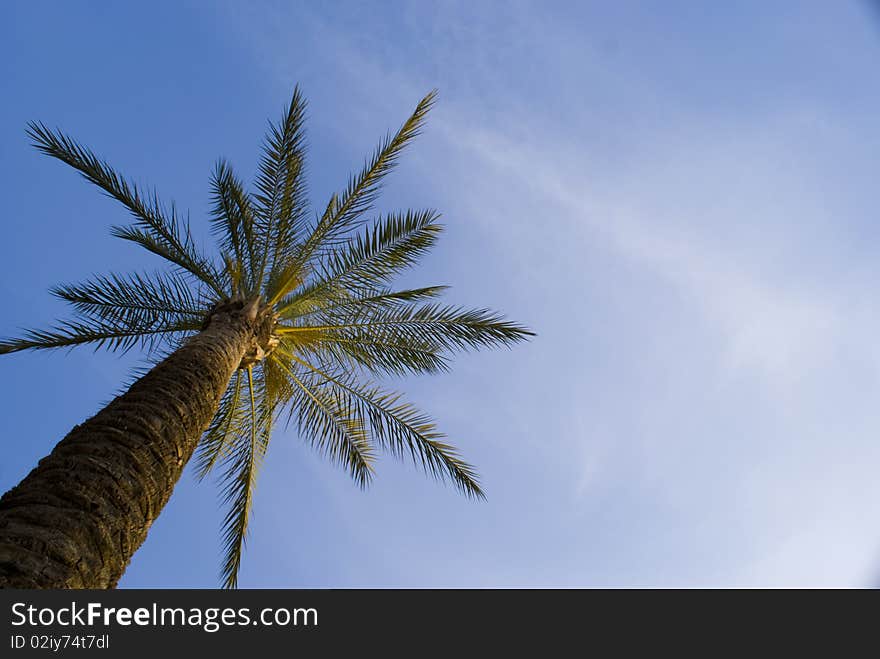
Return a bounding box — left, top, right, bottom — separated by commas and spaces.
0, 301, 257, 588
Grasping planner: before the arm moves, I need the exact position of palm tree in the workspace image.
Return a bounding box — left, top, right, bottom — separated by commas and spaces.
0, 89, 532, 589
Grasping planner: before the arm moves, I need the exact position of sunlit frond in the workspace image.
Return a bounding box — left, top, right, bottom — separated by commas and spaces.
217, 366, 269, 590
280, 349, 482, 497
272, 354, 375, 486
280, 303, 534, 353
26, 122, 225, 297
322, 209, 441, 288
210, 160, 258, 295
264, 258, 304, 309
255, 86, 310, 287
0, 315, 200, 356
320, 285, 449, 311
296, 90, 437, 266
195, 370, 246, 480
278, 285, 448, 325
288, 332, 449, 377
274, 209, 442, 316
51, 271, 202, 328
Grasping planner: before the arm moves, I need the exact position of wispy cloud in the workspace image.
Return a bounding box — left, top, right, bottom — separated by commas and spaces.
221, 0, 880, 586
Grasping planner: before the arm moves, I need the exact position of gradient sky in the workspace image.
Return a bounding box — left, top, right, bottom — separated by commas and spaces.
3, 1, 880, 587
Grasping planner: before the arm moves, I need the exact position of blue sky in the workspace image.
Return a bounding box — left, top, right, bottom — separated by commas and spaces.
3, 1, 880, 587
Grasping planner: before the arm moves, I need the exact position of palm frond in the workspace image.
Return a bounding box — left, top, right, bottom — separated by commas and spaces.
217, 366, 269, 589
195, 370, 246, 480
273, 209, 442, 314
280, 285, 449, 323
220, 251, 244, 295
254, 86, 310, 287
0, 315, 200, 355
51, 270, 202, 328
323, 208, 442, 287
26, 122, 224, 297
280, 349, 482, 497
296, 90, 437, 265
287, 332, 449, 377
264, 258, 304, 309
210, 160, 259, 295
279, 303, 535, 355
272, 354, 374, 486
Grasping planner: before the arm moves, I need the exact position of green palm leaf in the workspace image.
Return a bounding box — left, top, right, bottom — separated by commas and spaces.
51, 271, 202, 326
281, 349, 482, 497
295, 90, 437, 267
217, 366, 269, 590
0, 315, 200, 355
210, 160, 259, 295
27, 122, 225, 297
255, 85, 310, 287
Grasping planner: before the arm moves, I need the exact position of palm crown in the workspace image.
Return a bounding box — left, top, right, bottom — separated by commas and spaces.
1, 89, 533, 587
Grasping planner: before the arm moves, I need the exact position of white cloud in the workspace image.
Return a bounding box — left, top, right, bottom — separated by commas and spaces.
438, 106, 873, 394
223, 0, 880, 586
432, 104, 880, 585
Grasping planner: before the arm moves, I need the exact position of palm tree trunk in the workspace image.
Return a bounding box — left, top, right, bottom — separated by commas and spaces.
0, 300, 257, 588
